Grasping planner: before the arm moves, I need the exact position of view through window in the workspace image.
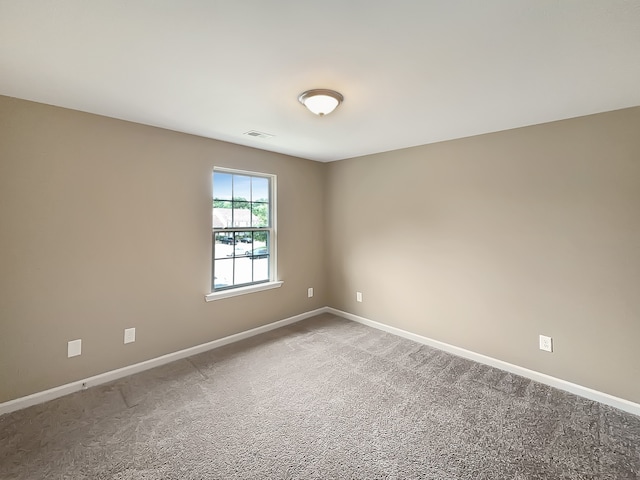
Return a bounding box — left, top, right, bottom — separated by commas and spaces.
212, 169, 274, 291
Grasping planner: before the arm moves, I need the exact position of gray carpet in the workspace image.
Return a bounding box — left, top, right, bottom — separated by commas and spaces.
1, 313, 639, 479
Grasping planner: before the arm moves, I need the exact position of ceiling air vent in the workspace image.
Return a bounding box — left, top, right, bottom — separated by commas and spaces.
243, 130, 274, 139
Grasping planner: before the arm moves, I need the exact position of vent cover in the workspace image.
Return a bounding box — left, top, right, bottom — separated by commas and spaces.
243, 130, 275, 139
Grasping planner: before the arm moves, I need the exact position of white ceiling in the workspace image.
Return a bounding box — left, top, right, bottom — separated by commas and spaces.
1, 1, 639, 162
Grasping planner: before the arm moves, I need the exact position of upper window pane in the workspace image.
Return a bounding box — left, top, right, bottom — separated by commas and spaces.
232, 205, 253, 228
233, 175, 251, 201
252, 202, 269, 228
252, 176, 269, 202
213, 172, 232, 201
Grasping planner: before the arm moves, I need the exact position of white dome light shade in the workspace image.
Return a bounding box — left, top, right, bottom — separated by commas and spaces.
298, 89, 344, 116
304, 95, 338, 115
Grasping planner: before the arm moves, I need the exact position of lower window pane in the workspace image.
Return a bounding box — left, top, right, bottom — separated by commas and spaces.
235, 231, 253, 250
213, 232, 233, 259
234, 256, 253, 285
253, 256, 269, 282
213, 259, 233, 289
253, 231, 268, 246
213, 230, 270, 290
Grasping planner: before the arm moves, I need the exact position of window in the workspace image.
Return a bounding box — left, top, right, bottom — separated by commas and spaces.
210, 168, 278, 296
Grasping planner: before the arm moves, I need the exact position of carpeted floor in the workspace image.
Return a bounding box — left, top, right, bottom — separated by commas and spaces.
1, 313, 639, 479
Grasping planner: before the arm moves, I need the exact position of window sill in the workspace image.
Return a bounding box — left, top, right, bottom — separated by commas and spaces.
205, 281, 284, 302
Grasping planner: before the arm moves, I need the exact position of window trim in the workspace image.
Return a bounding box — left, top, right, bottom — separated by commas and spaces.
208, 167, 279, 298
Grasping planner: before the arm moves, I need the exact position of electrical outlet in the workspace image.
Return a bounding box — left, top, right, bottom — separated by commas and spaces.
308, 287, 314, 298
356, 291, 363, 303
124, 327, 136, 344
539, 334, 553, 352
68, 339, 82, 358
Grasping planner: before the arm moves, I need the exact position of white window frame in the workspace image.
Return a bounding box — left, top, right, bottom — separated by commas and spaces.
205, 167, 281, 301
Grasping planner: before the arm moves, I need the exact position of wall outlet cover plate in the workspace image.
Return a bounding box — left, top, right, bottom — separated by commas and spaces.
539, 334, 553, 352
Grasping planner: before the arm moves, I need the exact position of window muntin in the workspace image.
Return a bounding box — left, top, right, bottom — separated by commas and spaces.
212, 169, 274, 291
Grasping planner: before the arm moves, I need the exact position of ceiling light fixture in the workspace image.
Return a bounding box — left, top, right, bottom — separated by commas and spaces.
298, 89, 344, 116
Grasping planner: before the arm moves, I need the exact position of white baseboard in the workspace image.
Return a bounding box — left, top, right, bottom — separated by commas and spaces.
0, 307, 327, 416
3, 306, 639, 418
326, 307, 640, 417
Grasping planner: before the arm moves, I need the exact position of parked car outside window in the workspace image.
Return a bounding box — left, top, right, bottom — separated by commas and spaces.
249, 246, 268, 259
216, 235, 234, 244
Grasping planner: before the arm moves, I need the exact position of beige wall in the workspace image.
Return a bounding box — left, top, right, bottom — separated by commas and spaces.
2, 95, 639, 407
0, 96, 326, 403
326, 107, 640, 404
